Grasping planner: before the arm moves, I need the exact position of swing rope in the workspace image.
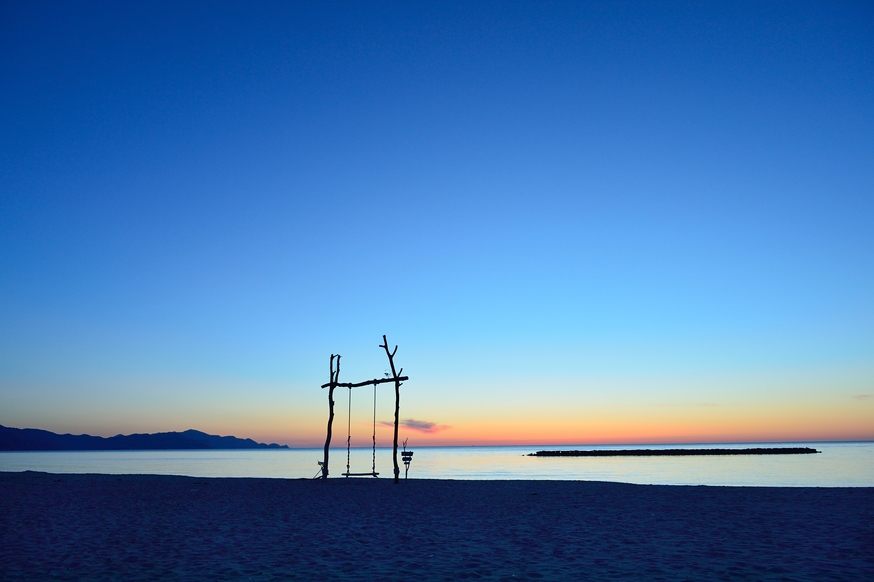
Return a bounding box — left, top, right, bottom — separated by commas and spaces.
371, 381, 377, 475
346, 386, 351, 477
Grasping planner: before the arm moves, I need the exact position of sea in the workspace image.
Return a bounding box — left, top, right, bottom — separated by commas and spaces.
1, 442, 871, 487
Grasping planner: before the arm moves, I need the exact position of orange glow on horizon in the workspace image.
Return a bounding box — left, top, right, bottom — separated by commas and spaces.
270, 411, 874, 448
27, 386, 870, 448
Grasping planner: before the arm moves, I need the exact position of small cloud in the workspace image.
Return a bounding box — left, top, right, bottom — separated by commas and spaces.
403, 419, 451, 433
378, 418, 451, 434
649, 402, 718, 408
853, 394, 872, 400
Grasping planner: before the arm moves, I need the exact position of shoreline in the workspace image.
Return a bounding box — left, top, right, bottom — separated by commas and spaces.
3, 471, 872, 581
5, 468, 869, 486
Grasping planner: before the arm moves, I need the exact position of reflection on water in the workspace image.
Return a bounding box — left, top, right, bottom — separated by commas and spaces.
1, 442, 871, 486
418, 442, 874, 486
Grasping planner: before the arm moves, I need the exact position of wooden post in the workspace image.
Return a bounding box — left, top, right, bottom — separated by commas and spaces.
380, 335, 403, 484
321, 354, 340, 480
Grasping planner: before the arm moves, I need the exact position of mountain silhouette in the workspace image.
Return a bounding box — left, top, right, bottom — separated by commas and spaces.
0, 425, 288, 450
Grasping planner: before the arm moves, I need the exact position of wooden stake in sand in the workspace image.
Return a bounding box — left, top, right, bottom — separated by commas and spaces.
319, 354, 341, 480
320, 335, 409, 483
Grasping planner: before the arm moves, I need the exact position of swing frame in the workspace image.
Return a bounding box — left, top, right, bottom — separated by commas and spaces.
320, 335, 410, 484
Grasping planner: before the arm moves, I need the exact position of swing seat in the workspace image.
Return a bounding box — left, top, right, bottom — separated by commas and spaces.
342, 472, 379, 477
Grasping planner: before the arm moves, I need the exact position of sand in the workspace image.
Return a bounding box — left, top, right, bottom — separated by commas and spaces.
1, 472, 871, 581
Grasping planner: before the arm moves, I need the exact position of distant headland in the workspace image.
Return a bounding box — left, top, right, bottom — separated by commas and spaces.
0, 425, 288, 451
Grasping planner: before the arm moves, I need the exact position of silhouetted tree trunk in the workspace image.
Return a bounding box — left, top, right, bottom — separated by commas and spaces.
380, 335, 403, 484
321, 354, 340, 480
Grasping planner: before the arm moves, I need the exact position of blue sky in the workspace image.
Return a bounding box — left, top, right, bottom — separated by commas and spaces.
1, 1, 872, 445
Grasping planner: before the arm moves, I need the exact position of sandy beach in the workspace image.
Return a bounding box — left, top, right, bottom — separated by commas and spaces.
2, 472, 871, 581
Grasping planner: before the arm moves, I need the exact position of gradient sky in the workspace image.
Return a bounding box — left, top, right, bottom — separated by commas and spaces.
2, 1, 872, 447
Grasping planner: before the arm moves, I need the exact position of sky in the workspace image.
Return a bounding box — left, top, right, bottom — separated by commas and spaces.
1, 1, 872, 447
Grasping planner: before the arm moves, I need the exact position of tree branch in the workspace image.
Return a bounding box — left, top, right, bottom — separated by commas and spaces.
320, 375, 409, 389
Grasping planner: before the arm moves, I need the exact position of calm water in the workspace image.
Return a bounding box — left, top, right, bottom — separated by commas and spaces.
1, 442, 871, 487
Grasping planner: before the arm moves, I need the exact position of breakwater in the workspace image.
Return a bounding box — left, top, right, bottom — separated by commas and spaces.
529, 447, 820, 457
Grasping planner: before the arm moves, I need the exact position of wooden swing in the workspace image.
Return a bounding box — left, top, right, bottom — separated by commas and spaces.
342, 381, 379, 477
320, 335, 410, 483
